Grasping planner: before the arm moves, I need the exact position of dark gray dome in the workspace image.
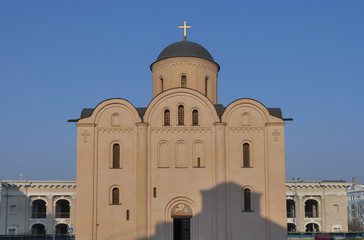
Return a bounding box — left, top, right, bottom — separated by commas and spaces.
151, 39, 220, 70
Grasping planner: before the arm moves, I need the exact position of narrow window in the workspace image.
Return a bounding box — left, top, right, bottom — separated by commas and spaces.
178, 105, 184, 125
112, 188, 119, 204
181, 75, 187, 87
164, 109, 170, 126
197, 157, 201, 167
205, 77, 209, 96
153, 188, 157, 198
160, 77, 164, 92
243, 143, 250, 168
126, 210, 130, 221
244, 189, 251, 211
113, 144, 120, 168
192, 109, 198, 126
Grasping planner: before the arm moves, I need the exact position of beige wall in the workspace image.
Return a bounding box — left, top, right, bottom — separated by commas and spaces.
75, 83, 287, 240
286, 181, 350, 232
151, 57, 219, 104
0, 180, 75, 235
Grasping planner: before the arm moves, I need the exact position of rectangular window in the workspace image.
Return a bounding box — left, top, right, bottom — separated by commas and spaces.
10, 205, 16, 214
153, 187, 157, 198
334, 204, 339, 213
8, 229, 16, 235
126, 210, 130, 221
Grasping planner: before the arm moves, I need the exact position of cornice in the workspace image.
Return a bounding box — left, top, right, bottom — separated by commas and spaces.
152, 61, 218, 73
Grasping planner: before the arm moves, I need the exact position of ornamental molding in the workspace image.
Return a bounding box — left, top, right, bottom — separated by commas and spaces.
153, 62, 218, 73
151, 127, 211, 134
228, 127, 263, 133
1, 181, 76, 189
98, 127, 134, 134
286, 182, 351, 189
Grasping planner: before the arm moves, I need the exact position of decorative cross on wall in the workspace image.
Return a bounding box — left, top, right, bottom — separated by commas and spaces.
272, 129, 280, 142
81, 130, 90, 143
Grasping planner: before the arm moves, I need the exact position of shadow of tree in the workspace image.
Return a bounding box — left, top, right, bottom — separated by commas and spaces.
139, 182, 287, 240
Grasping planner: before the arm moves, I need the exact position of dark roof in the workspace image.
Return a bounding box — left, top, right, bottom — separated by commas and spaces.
136, 108, 147, 120
80, 108, 94, 119
214, 104, 226, 117
151, 39, 220, 70
267, 108, 282, 119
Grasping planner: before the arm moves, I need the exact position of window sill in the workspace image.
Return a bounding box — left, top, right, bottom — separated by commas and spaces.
193, 166, 206, 168
241, 210, 254, 212
110, 167, 122, 169
110, 203, 121, 206
241, 167, 253, 168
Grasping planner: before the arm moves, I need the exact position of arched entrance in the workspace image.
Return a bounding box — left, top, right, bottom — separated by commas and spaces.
306, 222, 320, 232
55, 223, 68, 234
287, 223, 296, 232
171, 203, 192, 240
31, 224, 46, 234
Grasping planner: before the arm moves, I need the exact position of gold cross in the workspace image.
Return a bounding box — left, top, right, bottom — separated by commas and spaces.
179, 21, 191, 39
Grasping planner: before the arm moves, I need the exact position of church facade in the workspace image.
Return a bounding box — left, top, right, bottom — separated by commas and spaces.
73, 35, 287, 240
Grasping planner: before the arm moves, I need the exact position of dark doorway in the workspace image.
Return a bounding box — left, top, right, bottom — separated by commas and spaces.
55, 223, 68, 234
173, 218, 190, 240
31, 224, 46, 234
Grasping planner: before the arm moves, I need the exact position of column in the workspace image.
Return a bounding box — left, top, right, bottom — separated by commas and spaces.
46, 195, 54, 235
136, 122, 149, 239
297, 196, 304, 232
213, 122, 228, 240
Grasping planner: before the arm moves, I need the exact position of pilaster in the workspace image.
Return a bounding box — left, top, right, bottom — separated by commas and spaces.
213, 122, 228, 240
136, 122, 149, 239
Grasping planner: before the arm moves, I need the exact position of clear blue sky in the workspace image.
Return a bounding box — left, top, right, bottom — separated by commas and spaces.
0, 1, 363, 183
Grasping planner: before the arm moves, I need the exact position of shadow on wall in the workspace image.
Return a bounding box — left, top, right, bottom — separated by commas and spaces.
138, 182, 286, 240
1, 183, 71, 236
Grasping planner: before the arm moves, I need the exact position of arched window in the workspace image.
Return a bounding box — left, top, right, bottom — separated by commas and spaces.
164, 109, 170, 126
243, 143, 250, 168
55, 199, 70, 218
305, 199, 319, 218
205, 77, 209, 96
181, 75, 187, 87
160, 77, 164, 92
31, 199, 46, 219
192, 110, 198, 126
113, 144, 120, 168
286, 199, 295, 218
244, 188, 252, 211
350, 204, 355, 218
178, 105, 184, 125
112, 188, 119, 204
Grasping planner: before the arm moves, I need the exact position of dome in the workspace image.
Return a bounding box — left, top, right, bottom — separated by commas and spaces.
151, 39, 220, 70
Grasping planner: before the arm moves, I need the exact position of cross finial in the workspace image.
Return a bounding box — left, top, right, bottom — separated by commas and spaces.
179, 21, 191, 39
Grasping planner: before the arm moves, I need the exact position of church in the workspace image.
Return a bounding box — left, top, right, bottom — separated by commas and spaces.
72, 23, 287, 240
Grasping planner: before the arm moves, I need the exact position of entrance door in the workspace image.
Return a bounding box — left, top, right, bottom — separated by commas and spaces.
173, 218, 190, 240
